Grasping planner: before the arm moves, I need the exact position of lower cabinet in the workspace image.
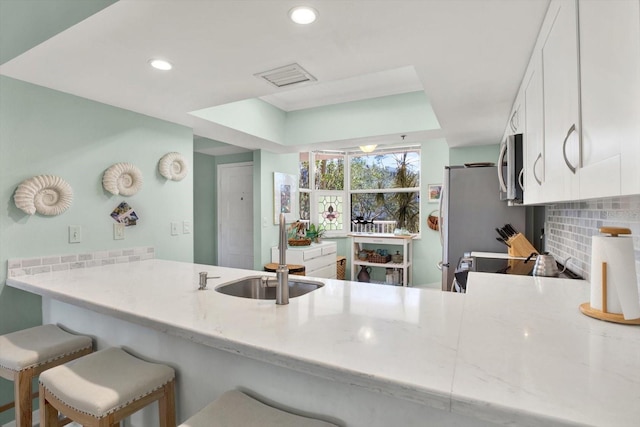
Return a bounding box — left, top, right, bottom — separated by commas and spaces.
271, 240, 337, 279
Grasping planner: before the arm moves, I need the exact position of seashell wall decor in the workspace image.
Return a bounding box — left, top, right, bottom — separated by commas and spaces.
158, 152, 189, 181
14, 175, 73, 216
102, 162, 143, 196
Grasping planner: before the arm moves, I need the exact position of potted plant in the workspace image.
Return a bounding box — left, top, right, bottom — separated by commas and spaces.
307, 223, 326, 243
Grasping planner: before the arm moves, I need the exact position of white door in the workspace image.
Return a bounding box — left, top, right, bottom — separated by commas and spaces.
217, 162, 254, 269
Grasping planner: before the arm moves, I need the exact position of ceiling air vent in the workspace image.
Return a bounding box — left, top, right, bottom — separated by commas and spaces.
254, 63, 317, 88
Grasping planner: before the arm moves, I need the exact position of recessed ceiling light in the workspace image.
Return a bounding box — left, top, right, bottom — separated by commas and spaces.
149, 59, 173, 71
289, 6, 318, 24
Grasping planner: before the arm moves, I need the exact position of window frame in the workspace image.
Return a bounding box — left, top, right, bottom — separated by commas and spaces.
299, 146, 422, 238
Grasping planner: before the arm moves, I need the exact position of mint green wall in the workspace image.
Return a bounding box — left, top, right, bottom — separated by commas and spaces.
0, 0, 116, 64
257, 151, 299, 268
0, 76, 194, 419
285, 92, 440, 145
191, 99, 287, 144
414, 139, 450, 286
190, 91, 439, 148
449, 144, 500, 166
194, 153, 217, 265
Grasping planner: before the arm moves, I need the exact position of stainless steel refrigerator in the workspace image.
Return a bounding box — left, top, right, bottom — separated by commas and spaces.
439, 165, 526, 291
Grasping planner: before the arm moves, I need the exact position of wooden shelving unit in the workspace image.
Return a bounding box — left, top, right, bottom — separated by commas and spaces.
349, 234, 414, 286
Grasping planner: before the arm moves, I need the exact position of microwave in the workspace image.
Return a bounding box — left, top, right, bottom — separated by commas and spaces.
498, 133, 524, 204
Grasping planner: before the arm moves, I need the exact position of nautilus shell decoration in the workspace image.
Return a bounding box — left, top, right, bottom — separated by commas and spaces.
14, 175, 73, 216
102, 162, 143, 196
158, 152, 189, 181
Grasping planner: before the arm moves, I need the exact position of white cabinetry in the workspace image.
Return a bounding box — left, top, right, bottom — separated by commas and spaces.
517, 0, 640, 204
578, 0, 640, 198
523, 50, 545, 204
349, 234, 413, 286
541, 0, 581, 203
271, 241, 337, 279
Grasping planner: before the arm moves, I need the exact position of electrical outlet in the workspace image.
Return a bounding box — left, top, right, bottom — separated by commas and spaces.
69, 225, 82, 243
171, 222, 179, 236
183, 220, 191, 234
114, 223, 125, 240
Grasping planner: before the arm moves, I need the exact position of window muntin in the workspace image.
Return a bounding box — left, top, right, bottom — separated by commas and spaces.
298, 148, 420, 236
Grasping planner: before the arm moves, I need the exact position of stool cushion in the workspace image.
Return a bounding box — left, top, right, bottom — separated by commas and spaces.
39, 347, 174, 418
0, 324, 92, 372
180, 390, 337, 427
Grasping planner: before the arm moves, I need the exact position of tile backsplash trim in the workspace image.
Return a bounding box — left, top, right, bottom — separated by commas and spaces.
545, 195, 640, 287
7, 246, 154, 278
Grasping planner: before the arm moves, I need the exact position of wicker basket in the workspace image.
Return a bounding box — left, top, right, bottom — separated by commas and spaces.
367, 253, 391, 263
288, 238, 311, 247
427, 211, 439, 231
336, 256, 346, 280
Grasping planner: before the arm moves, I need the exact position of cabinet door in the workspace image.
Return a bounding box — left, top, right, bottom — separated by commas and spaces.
542, 0, 581, 202
523, 50, 544, 205
579, 0, 640, 198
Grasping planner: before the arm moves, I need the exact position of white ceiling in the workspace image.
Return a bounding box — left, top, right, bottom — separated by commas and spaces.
0, 0, 550, 152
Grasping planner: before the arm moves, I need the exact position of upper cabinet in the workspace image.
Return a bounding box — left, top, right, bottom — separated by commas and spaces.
516, 0, 640, 204
578, 0, 640, 198
522, 50, 545, 205
541, 0, 581, 203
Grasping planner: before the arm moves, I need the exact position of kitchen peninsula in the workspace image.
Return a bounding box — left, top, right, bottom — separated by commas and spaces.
7, 259, 639, 427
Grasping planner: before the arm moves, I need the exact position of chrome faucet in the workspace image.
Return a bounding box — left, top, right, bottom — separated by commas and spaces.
276, 213, 289, 305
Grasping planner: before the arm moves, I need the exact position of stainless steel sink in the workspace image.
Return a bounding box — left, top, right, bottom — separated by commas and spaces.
215, 276, 324, 300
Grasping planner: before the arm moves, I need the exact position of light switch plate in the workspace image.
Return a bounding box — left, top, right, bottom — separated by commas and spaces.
114, 223, 125, 240
183, 220, 191, 234
171, 222, 179, 236
69, 225, 82, 243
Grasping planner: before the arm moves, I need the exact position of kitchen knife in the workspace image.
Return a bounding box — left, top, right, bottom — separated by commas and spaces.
505, 224, 518, 236
496, 227, 510, 240
496, 237, 511, 247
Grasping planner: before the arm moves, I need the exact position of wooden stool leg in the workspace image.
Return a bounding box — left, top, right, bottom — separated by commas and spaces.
158, 380, 176, 427
39, 384, 59, 427
15, 369, 32, 427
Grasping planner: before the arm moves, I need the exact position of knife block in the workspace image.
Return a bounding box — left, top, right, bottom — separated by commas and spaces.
507, 233, 538, 258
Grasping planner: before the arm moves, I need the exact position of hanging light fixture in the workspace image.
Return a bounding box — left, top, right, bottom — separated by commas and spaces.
359, 144, 377, 153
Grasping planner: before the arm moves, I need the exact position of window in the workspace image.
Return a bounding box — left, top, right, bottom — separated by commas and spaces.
299, 147, 420, 236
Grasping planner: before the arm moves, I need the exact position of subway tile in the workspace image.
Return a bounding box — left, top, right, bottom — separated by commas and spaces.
6, 246, 155, 277
31, 265, 51, 275
42, 256, 61, 265
22, 258, 41, 268
61, 255, 77, 263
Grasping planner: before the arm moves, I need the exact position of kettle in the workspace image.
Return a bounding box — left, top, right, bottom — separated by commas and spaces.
527, 252, 569, 277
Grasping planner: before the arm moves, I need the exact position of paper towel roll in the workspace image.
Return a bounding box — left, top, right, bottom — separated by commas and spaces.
590, 235, 640, 320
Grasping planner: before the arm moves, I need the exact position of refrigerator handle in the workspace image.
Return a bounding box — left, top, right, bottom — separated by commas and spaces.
438, 181, 445, 246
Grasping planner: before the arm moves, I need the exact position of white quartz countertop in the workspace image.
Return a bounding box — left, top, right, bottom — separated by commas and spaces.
7, 260, 640, 427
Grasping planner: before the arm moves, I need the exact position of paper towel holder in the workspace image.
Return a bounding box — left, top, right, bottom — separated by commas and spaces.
579, 227, 640, 325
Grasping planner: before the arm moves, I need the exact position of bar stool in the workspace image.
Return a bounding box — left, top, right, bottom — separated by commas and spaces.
179, 390, 338, 427
0, 324, 93, 427
39, 347, 176, 427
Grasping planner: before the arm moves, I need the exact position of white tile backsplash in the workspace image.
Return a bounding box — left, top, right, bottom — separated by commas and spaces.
545, 195, 640, 284
6, 246, 154, 277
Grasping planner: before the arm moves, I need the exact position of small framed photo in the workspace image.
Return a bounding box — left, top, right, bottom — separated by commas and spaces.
274, 172, 297, 224
428, 184, 442, 203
